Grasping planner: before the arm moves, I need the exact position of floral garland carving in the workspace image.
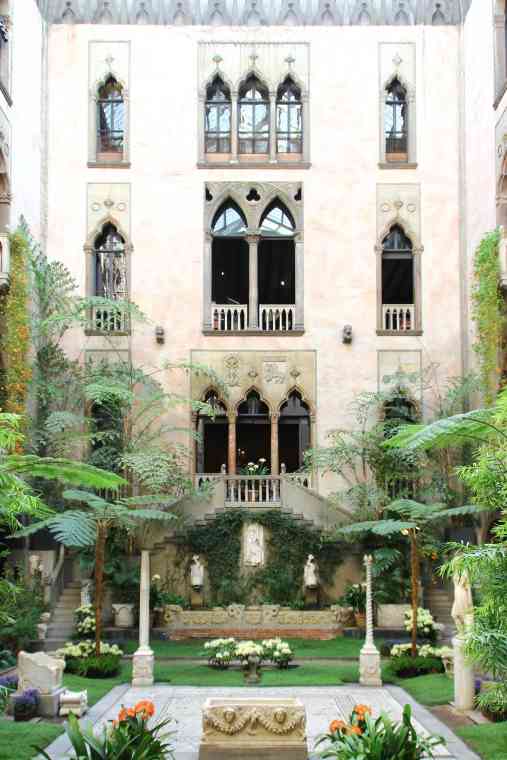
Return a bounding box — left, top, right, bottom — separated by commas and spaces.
203, 706, 305, 736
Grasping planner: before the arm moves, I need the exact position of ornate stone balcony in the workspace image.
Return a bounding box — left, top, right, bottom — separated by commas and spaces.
382, 304, 415, 332
209, 303, 298, 333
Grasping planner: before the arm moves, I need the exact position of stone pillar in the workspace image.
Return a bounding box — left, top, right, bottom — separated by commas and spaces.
132, 550, 154, 687
295, 235, 304, 330
302, 92, 310, 164
359, 554, 382, 687
231, 90, 239, 163
228, 412, 237, 474
247, 234, 259, 329
198, 93, 205, 163
453, 635, 475, 711
203, 232, 213, 330
270, 412, 279, 475
190, 412, 198, 479
269, 91, 277, 163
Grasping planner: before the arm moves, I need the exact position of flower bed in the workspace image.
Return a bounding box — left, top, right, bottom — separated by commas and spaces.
404, 607, 438, 643
203, 637, 294, 670
56, 640, 123, 678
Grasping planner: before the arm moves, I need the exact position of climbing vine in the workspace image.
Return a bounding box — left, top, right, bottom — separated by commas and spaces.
471, 229, 504, 404
182, 510, 344, 607
0, 229, 32, 432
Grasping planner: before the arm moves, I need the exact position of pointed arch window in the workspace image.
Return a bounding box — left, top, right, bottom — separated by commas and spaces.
205, 76, 231, 154
259, 201, 296, 328
238, 74, 270, 154
97, 75, 125, 158
88, 222, 129, 334
380, 224, 416, 333
276, 77, 302, 154
384, 78, 408, 161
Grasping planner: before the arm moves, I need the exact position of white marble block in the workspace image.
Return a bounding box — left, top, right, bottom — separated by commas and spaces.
18, 651, 65, 694
60, 689, 88, 717
132, 647, 154, 687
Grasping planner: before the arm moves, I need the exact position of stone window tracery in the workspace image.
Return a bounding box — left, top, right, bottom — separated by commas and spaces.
378, 223, 421, 334
96, 75, 125, 160
384, 78, 408, 162
205, 75, 231, 154
85, 219, 131, 334
276, 77, 302, 154
238, 74, 270, 154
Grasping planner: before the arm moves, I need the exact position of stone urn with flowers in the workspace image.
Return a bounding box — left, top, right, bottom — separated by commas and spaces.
239, 459, 269, 501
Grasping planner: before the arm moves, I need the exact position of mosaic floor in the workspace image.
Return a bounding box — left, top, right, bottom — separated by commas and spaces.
43, 684, 480, 760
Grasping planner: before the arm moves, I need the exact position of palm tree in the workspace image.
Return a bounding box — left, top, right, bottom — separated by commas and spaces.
0, 412, 124, 530
16, 489, 175, 655
338, 499, 490, 656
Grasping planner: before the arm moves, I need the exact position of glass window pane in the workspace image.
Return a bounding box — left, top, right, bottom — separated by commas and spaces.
239, 138, 253, 153
206, 136, 218, 153
213, 204, 247, 234
239, 104, 254, 134
277, 104, 289, 132
254, 139, 268, 153
289, 104, 302, 132
277, 137, 289, 153
253, 104, 269, 131
206, 105, 218, 131
289, 137, 302, 153
218, 104, 231, 131
218, 137, 231, 152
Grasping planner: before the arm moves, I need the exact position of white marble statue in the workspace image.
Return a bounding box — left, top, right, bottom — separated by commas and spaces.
451, 571, 474, 632
29, 554, 43, 576
81, 579, 92, 607
191, 555, 204, 588
304, 554, 318, 589
244, 524, 264, 566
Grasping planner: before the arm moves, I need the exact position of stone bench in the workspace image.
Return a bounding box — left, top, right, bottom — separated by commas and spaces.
199, 697, 307, 760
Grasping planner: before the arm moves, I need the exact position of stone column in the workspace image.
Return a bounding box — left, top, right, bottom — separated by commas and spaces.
231, 90, 239, 163
269, 91, 277, 163
453, 635, 475, 711
203, 232, 213, 330
190, 412, 198, 479
132, 549, 154, 687
359, 554, 382, 686
247, 234, 259, 329
302, 92, 310, 164
270, 412, 279, 475
295, 235, 304, 330
228, 412, 237, 474
198, 93, 205, 164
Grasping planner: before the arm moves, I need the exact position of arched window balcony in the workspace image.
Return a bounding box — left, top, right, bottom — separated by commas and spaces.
379, 224, 421, 334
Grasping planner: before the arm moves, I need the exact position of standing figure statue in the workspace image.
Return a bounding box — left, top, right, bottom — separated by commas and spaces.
190, 555, 204, 589
304, 554, 319, 589
244, 524, 265, 567
451, 571, 474, 632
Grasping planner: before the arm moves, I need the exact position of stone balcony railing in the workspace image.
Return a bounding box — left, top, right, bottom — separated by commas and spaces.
382, 304, 414, 332
88, 305, 130, 334
210, 303, 297, 332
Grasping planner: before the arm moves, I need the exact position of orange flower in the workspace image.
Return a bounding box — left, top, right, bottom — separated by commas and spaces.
354, 704, 371, 715
329, 719, 347, 733
127, 708, 136, 718
117, 707, 128, 722
348, 726, 362, 736
134, 700, 155, 719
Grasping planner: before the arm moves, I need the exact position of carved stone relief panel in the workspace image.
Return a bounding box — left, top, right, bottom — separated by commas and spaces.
198, 41, 309, 95
190, 350, 316, 413
376, 184, 420, 247
377, 349, 423, 402
87, 183, 131, 242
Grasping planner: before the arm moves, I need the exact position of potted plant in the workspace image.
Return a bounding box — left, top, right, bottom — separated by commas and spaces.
108, 559, 139, 628
239, 459, 269, 501
337, 583, 367, 628
13, 689, 39, 721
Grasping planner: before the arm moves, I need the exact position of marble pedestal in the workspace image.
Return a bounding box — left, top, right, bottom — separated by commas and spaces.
191, 589, 204, 609
132, 646, 154, 687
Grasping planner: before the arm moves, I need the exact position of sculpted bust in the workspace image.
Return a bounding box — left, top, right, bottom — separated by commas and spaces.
191, 555, 204, 588
304, 554, 318, 589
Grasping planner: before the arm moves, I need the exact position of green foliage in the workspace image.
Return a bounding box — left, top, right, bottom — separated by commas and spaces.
107, 558, 140, 604
471, 229, 504, 403
383, 655, 444, 680
183, 510, 343, 607
315, 704, 444, 760
0, 569, 44, 651
66, 653, 122, 679
476, 682, 507, 721
337, 583, 366, 612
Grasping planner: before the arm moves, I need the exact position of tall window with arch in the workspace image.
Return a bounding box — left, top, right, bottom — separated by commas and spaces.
210, 200, 249, 331
384, 78, 408, 162
381, 224, 414, 332
195, 390, 228, 475
97, 75, 125, 160
92, 222, 129, 333
238, 74, 270, 154
259, 200, 296, 331
276, 77, 302, 154
205, 75, 231, 154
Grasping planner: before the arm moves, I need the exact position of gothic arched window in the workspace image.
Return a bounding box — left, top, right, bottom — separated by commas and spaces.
94, 222, 127, 300
384, 78, 408, 162
238, 74, 270, 154
276, 77, 302, 154
381, 225, 414, 332
97, 75, 125, 157
205, 75, 231, 154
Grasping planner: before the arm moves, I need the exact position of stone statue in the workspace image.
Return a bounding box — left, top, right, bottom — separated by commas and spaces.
81, 580, 93, 607
29, 554, 43, 577
191, 555, 204, 588
451, 571, 474, 632
304, 554, 318, 588
244, 524, 264, 566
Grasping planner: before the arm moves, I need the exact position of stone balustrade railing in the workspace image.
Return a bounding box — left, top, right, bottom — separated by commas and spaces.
211, 304, 248, 331
90, 305, 130, 334
259, 304, 296, 332
382, 304, 415, 332
225, 475, 281, 504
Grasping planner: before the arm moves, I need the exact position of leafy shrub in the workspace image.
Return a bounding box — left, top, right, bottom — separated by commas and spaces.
0, 571, 45, 650
0, 676, 17, 715
0, 649, 16, 669
385, 655, 444, 679
203, 637, 294, 670
37, 701, 175, 759
66, 653, 122, 678
404, 608, 438, 643
476, 682, 507, 722
390, 643, 452, 661
73, 604, 96, 639
337, 583, 366, 613
315, 703, 444, 759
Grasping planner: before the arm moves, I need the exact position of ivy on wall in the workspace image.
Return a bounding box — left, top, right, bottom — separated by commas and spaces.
182, 510, 344, 607
0, 230, 32, 433
471, 229, 504, 404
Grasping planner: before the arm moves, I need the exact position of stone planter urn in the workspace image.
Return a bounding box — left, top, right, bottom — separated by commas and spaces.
377, 603, 411, 628
112, 603, 135, 628
243, 654, 261, 685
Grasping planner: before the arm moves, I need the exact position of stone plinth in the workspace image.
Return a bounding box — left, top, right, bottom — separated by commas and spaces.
132, 646, 154, 687
191, 589, 204, 609
453, 636, 474, 711
199, 698, 307, 760
60, 689, 88, 717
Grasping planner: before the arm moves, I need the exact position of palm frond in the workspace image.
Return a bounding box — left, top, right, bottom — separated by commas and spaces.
338, 519, 416, 537
385, 408, 498, 451
14, 511, 96, 547
6, 456, 126, 489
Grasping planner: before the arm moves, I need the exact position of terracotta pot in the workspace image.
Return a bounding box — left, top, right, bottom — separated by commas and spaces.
354, 612, 366, 628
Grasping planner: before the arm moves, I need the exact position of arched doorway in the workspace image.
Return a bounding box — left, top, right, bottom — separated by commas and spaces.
236, 390, 270, 471
278, 390, 310, 472
196, 391, 228, 473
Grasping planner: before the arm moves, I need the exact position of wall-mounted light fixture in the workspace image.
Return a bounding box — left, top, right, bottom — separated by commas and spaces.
155, 326, 165, 344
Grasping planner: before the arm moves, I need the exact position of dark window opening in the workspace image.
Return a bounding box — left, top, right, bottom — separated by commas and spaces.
276, 76, 302, 154
385, 78, 407, 160
279, 391, 310, 472
211, 238, 249, 305
94, 223, 127, 300
197, 391, 228, 473
238, 74, 269, 154
258, 240, 295, 305
381, 225, 413, 305
97, 75, 124, 156
205, 75, 231, 154
237, 390, 270, 470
